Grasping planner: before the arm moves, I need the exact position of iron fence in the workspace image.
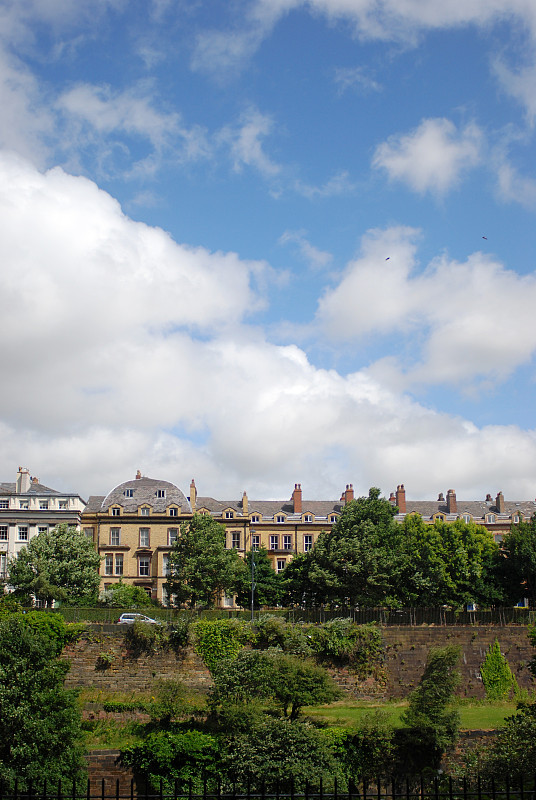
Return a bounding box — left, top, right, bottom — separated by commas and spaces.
2, 776, 536, 800
26, 606, 536, 626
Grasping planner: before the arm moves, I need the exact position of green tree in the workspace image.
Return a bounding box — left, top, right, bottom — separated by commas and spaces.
99, 580, 154, 608
120, 730, 219, 793
394, 645, 460, 774
480, 639, 519, 700
0, 614, 85, 788
210, 649, 340, 720
9, 524, 102, 606
234, 547, 283, 609
479, 703, 536, 779
501, 514, 536, 603
285, 488, 405, 607
398, 515, 503, 607
165, 514, 243, 608
221, 716, 343, 792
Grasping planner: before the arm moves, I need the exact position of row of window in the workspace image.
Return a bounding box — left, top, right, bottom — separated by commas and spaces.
0, 525, 49, 541
108, 527, 179, 547
228, 511, 339, 523
110, 505, 179, 517
0, 499, 69, 510
104, 553, 159, 577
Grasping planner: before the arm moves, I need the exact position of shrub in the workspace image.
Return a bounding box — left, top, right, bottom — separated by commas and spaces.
192, 618, 251, 673
480, 639, 519, 700
120, 730, 219, 792
124, 620, 167, 657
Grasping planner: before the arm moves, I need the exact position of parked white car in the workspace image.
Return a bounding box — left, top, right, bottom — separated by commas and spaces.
117, 612, 160, 625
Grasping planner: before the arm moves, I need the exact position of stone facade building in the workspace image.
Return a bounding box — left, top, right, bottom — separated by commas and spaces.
0, 467, 86, 580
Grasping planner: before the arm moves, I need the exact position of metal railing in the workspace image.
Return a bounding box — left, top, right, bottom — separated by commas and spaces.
2, 776, 536, 800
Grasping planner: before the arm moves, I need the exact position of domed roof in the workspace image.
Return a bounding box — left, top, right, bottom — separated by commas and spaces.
101, 474, 191, 513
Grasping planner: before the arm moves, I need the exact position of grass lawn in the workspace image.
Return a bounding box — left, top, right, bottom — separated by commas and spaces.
304, 700, 517, 730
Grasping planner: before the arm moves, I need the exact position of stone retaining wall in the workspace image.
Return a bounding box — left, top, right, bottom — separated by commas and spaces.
64, 625, 535, 699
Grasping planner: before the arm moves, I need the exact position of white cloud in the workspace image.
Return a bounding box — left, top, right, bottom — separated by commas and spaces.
317, 226, 536, 388
372, 118, 483, 196
334, 65, 382, 94
3, 152, 536, 502
294, 169, 356, 199
494, 58, 536, 125
279, 230, 333, 270
219, 107, 281, 177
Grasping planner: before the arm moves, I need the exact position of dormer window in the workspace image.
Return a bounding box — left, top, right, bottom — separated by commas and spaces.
40, 500, 49, 510
156, 489, 166, 499
140, 506, 150, 516
225, 510, 234, 519
59, 500, 68, 510
276, 515, 285, 523
433, 513, 445, 522
124, 489, 134, 498
486, 513, 496, 524
19, 500, 29, 510
329, 515, 338, 523
111, 507, 121, 516
462, 514, 472, 524
168, 507, 178, 517
303, 514, 313, 523
251, 514, 260, 523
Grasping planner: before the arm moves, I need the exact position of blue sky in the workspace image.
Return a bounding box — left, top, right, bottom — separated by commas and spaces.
1, 0, 536, 502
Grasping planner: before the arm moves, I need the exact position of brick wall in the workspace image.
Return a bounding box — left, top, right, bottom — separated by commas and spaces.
64, 626, 535, 699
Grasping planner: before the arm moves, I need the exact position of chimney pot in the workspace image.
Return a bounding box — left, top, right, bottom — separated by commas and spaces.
136, 470, 142, 479
395, 483, 406, 513
292, 483, 303, 513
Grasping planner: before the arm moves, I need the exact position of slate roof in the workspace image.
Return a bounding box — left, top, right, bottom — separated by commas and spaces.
196, 497, 344, 519
99, 477, 191, 513
0, 481, 64, 496
401, 499, 536, 519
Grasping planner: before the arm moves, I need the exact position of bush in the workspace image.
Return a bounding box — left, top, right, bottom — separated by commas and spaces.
192, 619, 251, 673
124, 620, 167, 656
221, 716, 343, 792
480, 639, 519, 700
148, 679, 188, 727
329, 710, 394, 780
120, 730, 219, 792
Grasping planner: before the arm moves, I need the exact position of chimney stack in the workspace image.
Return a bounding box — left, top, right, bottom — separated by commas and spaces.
190, 479, 197, 512
446, 489, 457, 514
343, 484, 355, 505
242, 491, 248, 515
292, 483, 302, 514
136, 470, 142, 479
486, 493, 492, 502
395, 484, 406, 512
496, 491, 505, 513
16, 467, 31, 494
389, 491, 396, 504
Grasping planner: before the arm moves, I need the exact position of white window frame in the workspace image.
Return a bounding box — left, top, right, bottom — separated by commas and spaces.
18, 526, 29, 541
231, 531, 240, 549
277, 559, 286, 573
270, 534, 279, 550
0, 526, 8, 541
140, 506, 150, 516
110, 527, 121, 546
156, 489, 166, 499
283, 534, 292, 550
251, 533, 260, 549
168, 528, 178, 546
114, 554, 124, 575
39, 500, 49, 510
138, 556, 151, 577
169, 507, 178, 517
303, 534, 313, 552
139, 528, 150, 548
104, 554, 113, 575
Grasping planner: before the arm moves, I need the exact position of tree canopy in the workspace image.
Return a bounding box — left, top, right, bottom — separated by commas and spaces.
165, 514, 243, 608
9, 524, 102, 606
234, 546, 283, 609
500, 514, 536, 603
0, 614, 85, 788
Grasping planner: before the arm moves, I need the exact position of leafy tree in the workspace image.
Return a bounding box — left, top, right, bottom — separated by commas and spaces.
234, 547, 283, 609
333, 710, 394, 780
148, 679, 188, 727
8, 524, 101, 606
165, 514, 243, 608
479, 702, 536, 779
99, 580, 154, 608
398, 515, 503, 607
501, 514, 536, 603
0, 614, 85, 788
221, 716, 343, 791
120, 730, 220, 793
480, 639, 519, 700
285, 488, 405, 607
394, 645, 460, 774
210, 649, 340, 720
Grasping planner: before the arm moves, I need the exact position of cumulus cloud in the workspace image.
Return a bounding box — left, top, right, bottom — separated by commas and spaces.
334, 66, 382, 94
4, 152, 536, 502
372, 118, 483, 196
317, 226, 536, 387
